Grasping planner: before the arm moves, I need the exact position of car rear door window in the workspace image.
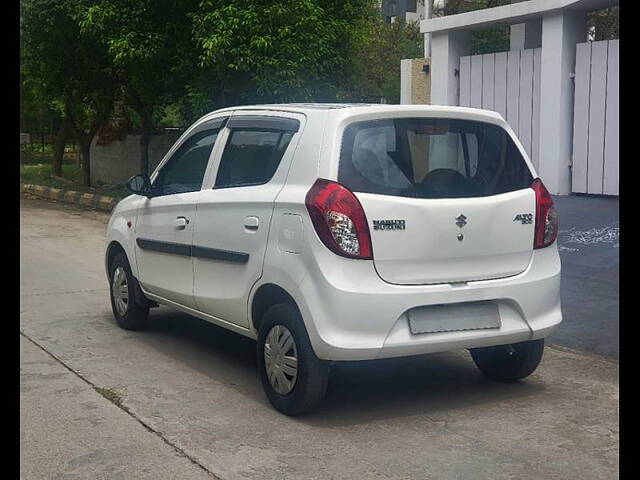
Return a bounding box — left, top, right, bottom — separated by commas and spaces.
338, 118, 533, 199
214, 123, 295, 189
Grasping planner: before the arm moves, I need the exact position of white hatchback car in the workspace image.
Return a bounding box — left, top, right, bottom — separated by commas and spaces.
106, 104, 561, 415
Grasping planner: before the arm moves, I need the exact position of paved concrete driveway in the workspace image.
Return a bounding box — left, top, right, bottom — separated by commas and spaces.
20, 196, 618, 479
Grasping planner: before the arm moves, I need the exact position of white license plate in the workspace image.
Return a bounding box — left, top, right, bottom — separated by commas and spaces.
408, 301, 501, 335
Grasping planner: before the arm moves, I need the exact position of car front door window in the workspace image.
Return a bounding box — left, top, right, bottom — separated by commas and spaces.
152, 129, 219, 196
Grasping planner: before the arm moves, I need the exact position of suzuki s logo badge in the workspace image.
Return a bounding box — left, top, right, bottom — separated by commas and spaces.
373, 220, 406, 231
455, 214, 467, 228
513, 213, 533, 225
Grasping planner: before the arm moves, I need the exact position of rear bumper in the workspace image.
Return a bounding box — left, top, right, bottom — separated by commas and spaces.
296, 244, 561, 361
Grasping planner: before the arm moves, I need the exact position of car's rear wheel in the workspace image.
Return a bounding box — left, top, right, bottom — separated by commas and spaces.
470, 339, 544, 383
109, 252, 149, 330
256, 303, 329, 416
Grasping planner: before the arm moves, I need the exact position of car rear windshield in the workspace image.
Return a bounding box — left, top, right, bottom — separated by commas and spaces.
338, 118, 533, 199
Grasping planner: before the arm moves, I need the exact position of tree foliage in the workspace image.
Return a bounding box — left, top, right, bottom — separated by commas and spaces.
21, 0, 118, 185
341, 18, 423, 103
190, 0, 376, 107
76, 0, 201, 175
588, 7, 619, 41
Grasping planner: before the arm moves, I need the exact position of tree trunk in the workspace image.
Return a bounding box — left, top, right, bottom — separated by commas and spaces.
79, 139, 92, 187
64, 92, 114, 189
52, 118, 70, 177
138, 105, 154, 176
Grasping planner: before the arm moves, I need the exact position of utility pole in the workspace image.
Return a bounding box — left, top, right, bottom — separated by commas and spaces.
424, 1, 433, 57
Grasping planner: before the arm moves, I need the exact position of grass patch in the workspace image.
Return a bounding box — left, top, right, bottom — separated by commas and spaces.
20, 147, 77, 165
20, 163, 81, 187
20, 161, 129, 200
94, 386, 126, 409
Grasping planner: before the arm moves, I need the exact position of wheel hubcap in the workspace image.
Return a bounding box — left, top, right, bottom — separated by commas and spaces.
264, 325, 298, 395
111, 266, 129, 316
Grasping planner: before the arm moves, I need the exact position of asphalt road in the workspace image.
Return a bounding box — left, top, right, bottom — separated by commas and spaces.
20, 195, 619, 479
553, 195, 619, 359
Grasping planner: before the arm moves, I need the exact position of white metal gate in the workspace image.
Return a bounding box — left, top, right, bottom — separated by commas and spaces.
459, 49, 542, 170
572, 39, 619, 195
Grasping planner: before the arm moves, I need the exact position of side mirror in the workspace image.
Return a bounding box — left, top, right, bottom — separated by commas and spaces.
126, 174, 152, 197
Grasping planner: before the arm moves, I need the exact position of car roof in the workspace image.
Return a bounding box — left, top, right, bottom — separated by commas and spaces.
191, 103, 521, 167
212, 103, 505, 123
219, 103, 376, 111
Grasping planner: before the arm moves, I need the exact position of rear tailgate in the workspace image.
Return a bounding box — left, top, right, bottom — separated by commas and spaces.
358, 189, 535, 285
338, 116, 535, 285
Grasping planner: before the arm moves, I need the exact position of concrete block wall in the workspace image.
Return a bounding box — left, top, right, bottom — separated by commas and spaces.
90, 132, 182, 185
400, 58, 432, 104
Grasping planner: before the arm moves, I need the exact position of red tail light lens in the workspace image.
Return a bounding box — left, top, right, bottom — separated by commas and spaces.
305, 179, 373, 259
531, 178, 558, 249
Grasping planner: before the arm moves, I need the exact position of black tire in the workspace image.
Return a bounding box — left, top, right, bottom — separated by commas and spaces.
470, 339, 545, 383
256, 303, 329, 416
109, 252, 149, 331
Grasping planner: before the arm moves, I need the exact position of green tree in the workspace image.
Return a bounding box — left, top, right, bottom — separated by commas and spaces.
20, 57, 64, 166
21, 0, 117, 186
588, 7, 619, 41
20, 1, 70, 176
190, 0, 376, 109
77, 0, 201, 176
341, 18, 423, 103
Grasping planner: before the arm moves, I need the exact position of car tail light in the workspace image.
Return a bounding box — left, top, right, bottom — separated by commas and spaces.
531, 178, 558, 249
305, 179, 373, 259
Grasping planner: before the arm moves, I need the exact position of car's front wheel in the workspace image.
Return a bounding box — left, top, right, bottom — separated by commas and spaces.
109, 252, 149, 330
470, 339, 545, 383
256, 303, 329, 416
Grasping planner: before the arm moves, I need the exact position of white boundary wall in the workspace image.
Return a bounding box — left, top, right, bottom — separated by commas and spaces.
90, 132, 182, 185
571, 39, 619, 195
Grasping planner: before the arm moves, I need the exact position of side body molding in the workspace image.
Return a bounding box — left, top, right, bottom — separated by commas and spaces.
135, 238, 249, 264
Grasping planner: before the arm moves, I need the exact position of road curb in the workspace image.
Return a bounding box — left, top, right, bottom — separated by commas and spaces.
21, 183, 118, 212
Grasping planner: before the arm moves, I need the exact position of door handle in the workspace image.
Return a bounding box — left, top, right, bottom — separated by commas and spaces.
244, 216, 259, 232
175, 216, 189, 230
